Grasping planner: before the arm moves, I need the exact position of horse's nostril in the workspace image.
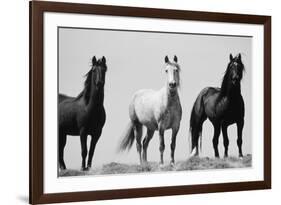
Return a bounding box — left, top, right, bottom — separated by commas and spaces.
169, 82, 176, 88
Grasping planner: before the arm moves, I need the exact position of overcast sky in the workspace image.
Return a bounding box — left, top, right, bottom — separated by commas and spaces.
59, 27, 252, 169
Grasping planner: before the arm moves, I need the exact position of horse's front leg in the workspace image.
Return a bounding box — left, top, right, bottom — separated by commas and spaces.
222, 122, 229, 158
59, 132, 67, 170
170, 128, 179, 165
159, 129, 165, 165
237, 119, 244, 158
87, 130, 102, 169
212, 123, 221, 158
80, 129, 88, 171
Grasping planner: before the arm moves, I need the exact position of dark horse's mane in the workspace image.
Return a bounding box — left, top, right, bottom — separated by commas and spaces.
219, 57, 245, 97
76, 69, 93, 105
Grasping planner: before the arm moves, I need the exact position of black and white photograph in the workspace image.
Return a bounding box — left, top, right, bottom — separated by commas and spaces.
58, 27, 252, 177
28, 1, 271, 204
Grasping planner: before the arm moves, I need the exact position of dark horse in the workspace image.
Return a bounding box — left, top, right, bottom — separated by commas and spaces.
190, 53, 245, 158
59, 56, 107, 171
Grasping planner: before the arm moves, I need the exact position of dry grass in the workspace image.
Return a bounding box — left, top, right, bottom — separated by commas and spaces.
59, 154, 252, 177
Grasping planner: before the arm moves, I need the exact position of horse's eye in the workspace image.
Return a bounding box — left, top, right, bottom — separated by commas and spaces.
165, 70, 168, 73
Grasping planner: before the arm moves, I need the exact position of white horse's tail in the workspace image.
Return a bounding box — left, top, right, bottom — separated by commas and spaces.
118, 121, 135, 152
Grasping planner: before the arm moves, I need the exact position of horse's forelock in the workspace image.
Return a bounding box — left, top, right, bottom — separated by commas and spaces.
166, 61, 181, 71
228, 56, 245, 74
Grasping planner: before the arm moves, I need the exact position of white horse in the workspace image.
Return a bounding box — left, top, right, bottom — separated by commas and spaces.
119, 55, 182, 165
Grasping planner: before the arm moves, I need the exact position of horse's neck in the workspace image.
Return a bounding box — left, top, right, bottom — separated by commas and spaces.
162, 85, 179, 107
86, 86, 104, 112
219, 84, 241, 101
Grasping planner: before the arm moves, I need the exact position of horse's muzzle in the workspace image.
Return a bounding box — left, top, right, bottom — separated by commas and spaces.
169, 82, 177, 89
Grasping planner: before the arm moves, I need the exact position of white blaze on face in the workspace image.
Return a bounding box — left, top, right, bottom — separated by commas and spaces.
166, 64, 179, 87
174, 67, 180, 86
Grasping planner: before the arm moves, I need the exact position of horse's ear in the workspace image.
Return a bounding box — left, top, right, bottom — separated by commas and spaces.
165, 56, 169, 63
174, 55, 178, 63
92, 56, 97, 65
229, 53, 233, 61
102, 56, 106, 64
238, 53, 241, 61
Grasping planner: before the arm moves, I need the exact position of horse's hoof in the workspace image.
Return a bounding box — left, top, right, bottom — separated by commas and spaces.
141, 161, 148, 167
81, 167, 89, 171
224, 155, 228, 159
170, 161, 175, 167
60, 165, 66, 170
159, 163, 164, 168
190, 149, 198, 157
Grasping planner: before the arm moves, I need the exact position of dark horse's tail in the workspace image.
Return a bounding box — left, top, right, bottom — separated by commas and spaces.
118, 120, 136, 152
189, 89, 207, 155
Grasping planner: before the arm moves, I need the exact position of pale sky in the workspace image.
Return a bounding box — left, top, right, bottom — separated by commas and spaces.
59, 27, 252, 169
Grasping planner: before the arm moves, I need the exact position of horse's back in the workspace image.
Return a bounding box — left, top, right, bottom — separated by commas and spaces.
192, 87, 220, 120
197, 87, 244, 121
130, 89, 161, 129
58, 93, 81, 134
194, 87, 219, 106
59, 94, 75, 103
132, 89, 160, 107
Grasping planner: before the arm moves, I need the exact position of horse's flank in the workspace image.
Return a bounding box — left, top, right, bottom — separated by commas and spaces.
131, 87, 181, 131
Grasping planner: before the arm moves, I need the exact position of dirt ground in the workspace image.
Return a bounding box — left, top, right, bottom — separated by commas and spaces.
59, 154, 252, 177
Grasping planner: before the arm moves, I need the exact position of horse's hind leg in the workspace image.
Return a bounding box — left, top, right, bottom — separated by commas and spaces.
159, 129, 165, 165
142, 129, 154, 163
59, 132, 67, 170
212, 123, 221, 158
237, 119, 244, 158
170, 128, 179, 165
134, 122, 143, 165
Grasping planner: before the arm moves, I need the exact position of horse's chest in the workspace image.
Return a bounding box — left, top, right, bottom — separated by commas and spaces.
87, 113, 102, 129
215, 99, 244, 121
158, 105, 181, 129
225, 105, 243, 120
77, 108, 103, 130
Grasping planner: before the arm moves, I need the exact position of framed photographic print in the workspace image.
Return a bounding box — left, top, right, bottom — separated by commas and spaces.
29, 1, 271, 204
